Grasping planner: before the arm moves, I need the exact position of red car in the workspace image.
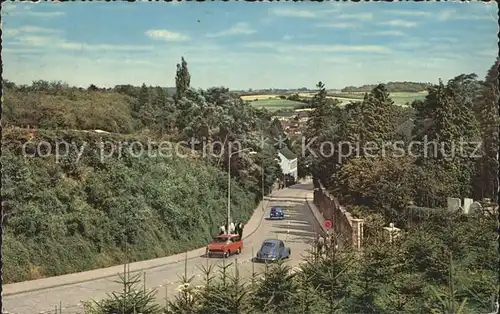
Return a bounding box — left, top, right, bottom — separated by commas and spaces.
206, 234, 243, 258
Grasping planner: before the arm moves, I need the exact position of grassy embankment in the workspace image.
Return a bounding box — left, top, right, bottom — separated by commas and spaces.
1, 87, 260, 284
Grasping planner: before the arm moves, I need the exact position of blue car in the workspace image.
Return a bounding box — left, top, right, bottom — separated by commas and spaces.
269, 206, 284, 219
254, 239, 291, 262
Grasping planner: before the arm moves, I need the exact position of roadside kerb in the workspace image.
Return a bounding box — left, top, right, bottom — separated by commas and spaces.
3, 190, 280, 297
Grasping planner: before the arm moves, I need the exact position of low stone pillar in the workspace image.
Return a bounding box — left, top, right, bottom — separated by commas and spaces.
383, 223, 401, 243
351, 218, 364, 250
462, 198, 473, 214
447, 197, 461, 211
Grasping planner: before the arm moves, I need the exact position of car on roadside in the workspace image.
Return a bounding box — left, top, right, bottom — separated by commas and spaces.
206, 234, 243, 258
269, 206, 285, 219
253, 238, 291, 262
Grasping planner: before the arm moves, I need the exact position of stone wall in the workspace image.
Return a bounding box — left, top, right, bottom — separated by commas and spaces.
313, 180, 364, 250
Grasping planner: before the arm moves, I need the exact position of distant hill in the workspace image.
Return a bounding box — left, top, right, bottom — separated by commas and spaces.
165, 87, 177, 95
341, 81, 432, 93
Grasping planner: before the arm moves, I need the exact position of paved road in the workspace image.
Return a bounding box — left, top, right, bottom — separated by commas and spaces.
3, 183, 318, 314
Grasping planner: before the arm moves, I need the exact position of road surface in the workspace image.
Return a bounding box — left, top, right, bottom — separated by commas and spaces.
3, 183, 319, 314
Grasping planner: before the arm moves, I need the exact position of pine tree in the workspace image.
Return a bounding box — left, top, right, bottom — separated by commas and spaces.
359, 84, 395, 145
304, 81, 339, 186
252, 261, 298, 313
135, 83, 150, 112
473, 59, 499, 201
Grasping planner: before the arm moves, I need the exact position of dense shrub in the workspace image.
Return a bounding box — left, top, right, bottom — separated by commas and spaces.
2, 129, 258, 283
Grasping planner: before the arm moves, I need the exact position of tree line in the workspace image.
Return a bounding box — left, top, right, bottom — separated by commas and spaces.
342, 81, 432, 93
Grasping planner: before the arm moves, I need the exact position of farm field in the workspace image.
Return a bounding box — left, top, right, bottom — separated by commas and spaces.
299, 91, 427, 106
244, 91, 426, 110
248, 98, 304, 111
240, 94, 282, 101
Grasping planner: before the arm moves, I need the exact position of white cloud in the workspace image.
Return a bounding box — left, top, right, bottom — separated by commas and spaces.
57, 42, 154, 52
2, 47, 42, 54
24, 11, 65, 17
386, 10, 431, 17
270, 7, 317, 18
15, 35, 58, 46
1, 3, 18, 14
206, 22, 256, 38
294, 44, 390, 54
4, 25, 61, 37
475, 49, 498, 58
144, 29, 190, 42
381, 20, 417, 28
7, 32, 155, 53
315, 23, 356, 29
438, 9, 457, 20
439, 8, 492, 21
338, 13, 373, 21
243, 42, 276, 49
243, 42, 390, 54
4, 4, 65, 18
428, 37, 459, 43
282, 35, 293, 41
19, 25, 60, 33
369, 30, 405, 36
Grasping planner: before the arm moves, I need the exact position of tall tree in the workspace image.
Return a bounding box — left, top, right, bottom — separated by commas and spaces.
473, 59, 499, 201
137, 83, 150, 111
359, 84, 395, 145
175, 57, 191, 101
411, 76, 481, 203
304, 81, 339, 186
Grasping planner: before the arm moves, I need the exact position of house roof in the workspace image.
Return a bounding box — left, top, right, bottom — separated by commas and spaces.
279, 146, 297, 160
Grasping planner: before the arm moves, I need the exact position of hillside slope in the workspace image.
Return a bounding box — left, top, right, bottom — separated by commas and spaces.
2, 128, 258, 283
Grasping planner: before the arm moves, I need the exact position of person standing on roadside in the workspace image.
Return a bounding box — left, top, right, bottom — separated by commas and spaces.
237, 222, 244, 238
316, 234, 325, 257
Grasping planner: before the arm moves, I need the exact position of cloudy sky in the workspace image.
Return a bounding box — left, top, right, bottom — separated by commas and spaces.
2, 1, 498, 90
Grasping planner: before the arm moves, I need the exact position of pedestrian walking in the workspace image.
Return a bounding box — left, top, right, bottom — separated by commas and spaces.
229, 222, 235, 234
219, 225, 226, 235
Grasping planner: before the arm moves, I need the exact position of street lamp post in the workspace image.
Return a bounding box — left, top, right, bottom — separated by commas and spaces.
261, 159, 265, 212
227, 148, 256, 234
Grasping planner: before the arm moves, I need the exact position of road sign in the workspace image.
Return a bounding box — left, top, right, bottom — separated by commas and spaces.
323, 220, 332, 230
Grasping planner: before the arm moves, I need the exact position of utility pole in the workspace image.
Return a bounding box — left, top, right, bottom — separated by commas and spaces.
227, 147, 256, 233
261, 159, 265, 211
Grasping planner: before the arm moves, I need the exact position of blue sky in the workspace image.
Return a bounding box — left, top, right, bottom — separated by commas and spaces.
2, 1, 498, 90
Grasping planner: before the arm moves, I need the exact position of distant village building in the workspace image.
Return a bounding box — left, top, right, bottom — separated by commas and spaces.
272, 111, 296, 121
277, 147, 298, 182
271, 110, 310, 137
295, 111, 309, 124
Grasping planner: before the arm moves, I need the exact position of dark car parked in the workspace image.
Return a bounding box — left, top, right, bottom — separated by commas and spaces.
254, 239, 291, 262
